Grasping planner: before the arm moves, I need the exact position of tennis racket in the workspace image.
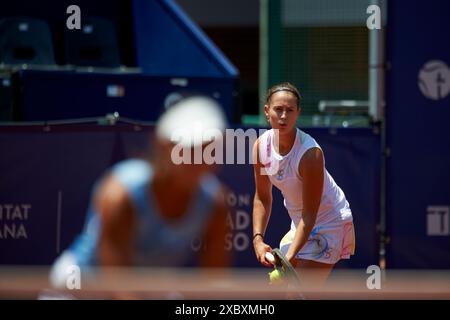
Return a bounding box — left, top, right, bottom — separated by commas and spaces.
265, 249, 304, 299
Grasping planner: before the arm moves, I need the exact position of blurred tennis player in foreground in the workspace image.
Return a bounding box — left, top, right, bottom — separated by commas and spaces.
252, 82, 355, 292
50, 96, 230, 288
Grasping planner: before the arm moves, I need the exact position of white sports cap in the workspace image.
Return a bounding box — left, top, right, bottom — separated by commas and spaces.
156, 96, 227, 147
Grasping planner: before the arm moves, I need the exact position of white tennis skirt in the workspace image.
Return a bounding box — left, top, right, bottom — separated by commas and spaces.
280, 220, 355, 265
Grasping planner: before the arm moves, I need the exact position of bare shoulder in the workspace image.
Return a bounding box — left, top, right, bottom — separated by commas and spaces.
252, 136, 263, 167
93, 174, 133, 221
252, 135, 261, 152
302, 147, 324, 162
299, 147, 324, 175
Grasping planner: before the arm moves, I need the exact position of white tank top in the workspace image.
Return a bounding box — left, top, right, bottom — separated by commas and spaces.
258, 128, 352, 228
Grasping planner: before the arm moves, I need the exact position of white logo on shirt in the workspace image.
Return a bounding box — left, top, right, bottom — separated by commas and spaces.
276, 169, 284, 180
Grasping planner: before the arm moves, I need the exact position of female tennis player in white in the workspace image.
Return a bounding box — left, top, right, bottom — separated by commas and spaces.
252, 82, 355, 290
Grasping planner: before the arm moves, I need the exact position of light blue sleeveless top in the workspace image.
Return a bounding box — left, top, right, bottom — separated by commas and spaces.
68, 159, 220, 267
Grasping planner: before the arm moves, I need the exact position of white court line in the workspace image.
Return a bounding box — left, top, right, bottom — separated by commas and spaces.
56, 191, 62, 254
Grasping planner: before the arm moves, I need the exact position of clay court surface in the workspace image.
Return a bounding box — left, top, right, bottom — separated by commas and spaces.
1, 267, 449, 300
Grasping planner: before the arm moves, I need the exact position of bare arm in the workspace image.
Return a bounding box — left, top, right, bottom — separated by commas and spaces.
95, 175, 135, 266
252, 139, 274, 267
285, 147, 324, 264
200, 187, 231, 268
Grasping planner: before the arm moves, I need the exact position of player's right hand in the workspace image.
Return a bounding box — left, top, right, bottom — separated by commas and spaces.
253, 240, 273, 267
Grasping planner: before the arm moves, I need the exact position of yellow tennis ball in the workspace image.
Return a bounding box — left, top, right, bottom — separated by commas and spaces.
268, 269, 284, 283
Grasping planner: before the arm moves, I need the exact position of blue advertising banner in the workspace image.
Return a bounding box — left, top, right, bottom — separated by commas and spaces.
0, 125, 380, 268
386, 1, 450, 268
